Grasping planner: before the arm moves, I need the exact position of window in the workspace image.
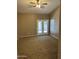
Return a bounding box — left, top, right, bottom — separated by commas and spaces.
50, 18, 56, 33
37, 19, 49, 35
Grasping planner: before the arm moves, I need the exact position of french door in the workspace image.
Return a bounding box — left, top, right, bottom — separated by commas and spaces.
37, 19, 49, 35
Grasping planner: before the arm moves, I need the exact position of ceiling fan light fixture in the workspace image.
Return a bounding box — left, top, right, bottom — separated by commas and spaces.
36, 4, 40, 8
28, 0, 47, 8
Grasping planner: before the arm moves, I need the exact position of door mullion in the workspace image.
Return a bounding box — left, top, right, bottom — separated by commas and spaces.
42, 20, 44, 34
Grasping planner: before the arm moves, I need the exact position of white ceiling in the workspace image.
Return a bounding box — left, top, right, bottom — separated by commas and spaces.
17, 0, 60, 14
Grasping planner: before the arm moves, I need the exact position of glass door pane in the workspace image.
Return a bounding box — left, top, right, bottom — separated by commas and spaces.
37, 20, 42, 34
43, 20, 48, 33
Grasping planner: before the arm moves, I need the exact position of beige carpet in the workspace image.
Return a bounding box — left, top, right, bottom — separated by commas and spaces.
17, 35, 58, 59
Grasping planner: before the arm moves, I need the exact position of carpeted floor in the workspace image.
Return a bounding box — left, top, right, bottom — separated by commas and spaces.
17, 35, 58, 59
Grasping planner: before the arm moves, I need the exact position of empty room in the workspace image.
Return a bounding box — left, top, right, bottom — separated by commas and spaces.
17, 0, 60, 59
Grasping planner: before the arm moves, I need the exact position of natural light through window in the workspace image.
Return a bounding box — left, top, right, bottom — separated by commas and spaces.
37, 20, 42, 33
44, 20, 48, 33
50, 18, 56, 33
37, 19, 48, 35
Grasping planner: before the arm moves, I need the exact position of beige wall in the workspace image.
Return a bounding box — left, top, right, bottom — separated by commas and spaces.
17, 13, 49, 38
50, 6, 60, 39
17, 13, 37, 37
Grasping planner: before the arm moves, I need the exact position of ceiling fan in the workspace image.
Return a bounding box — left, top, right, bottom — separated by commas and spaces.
27, 0, 48, 8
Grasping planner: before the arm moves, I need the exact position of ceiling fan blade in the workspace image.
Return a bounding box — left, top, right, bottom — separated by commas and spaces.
27, 4, 36, 8
40, 6, 45, 8
33, 5, 36, 7
30, 2, 35, 4
42, 3, 48, 5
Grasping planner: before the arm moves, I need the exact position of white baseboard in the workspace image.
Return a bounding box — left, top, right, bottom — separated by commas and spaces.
18, 34, 49, 39
50, 34, 59, 39
18, 35, 36, 39
18, 34, 57, 39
